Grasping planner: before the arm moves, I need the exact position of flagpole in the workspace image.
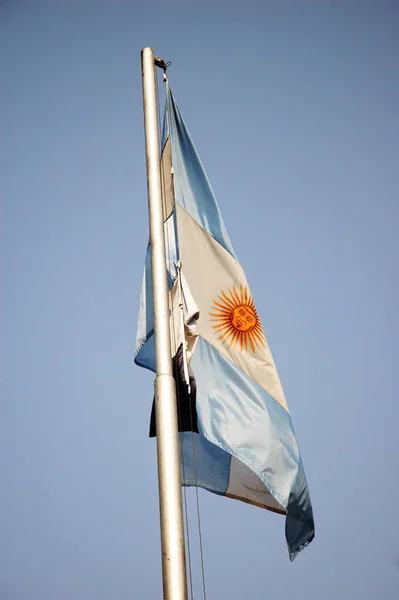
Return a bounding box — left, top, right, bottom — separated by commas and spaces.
141, 47, 188, 600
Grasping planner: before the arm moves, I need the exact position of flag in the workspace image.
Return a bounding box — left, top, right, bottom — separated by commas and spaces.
135, 83, 314, 560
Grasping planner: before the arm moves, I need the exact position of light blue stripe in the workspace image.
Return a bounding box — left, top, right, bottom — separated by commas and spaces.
165, 84, 237, 260
191, 337, 314, 559
286, 461, 315, 560
179, 432, 231, 495
134, 211, 178, 370
135, 332, 155, 373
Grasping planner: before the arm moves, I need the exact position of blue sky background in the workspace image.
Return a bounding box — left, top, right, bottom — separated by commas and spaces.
2, 1, 399, 598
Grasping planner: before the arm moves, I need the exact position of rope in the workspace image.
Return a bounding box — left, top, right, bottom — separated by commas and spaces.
190, 439, 207, 600
176, 270, 208, 600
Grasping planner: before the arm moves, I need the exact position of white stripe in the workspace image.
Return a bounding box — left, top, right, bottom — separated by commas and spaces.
176, 203, 288, 412
169, 271, 199, 364
226, 457, 285, 513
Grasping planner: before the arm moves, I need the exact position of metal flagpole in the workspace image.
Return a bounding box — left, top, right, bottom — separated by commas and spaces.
141, 47, 188, 600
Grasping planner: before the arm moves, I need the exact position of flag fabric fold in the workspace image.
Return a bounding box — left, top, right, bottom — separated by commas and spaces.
135, 82, 314, 560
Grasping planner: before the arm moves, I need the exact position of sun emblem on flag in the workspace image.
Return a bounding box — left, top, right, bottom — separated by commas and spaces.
210, 285, 266, 352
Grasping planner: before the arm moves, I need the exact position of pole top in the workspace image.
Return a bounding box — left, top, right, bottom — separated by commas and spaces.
154, 56, 168, 70
141, 48, 170, 72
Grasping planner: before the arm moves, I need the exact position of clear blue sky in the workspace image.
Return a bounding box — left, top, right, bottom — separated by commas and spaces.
2, 1, 399, 598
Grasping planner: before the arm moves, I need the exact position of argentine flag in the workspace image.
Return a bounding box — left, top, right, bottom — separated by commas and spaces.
135, 83, 314, 560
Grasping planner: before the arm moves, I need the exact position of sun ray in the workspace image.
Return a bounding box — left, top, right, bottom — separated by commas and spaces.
220, 291, 236, 309
209, 286, 266, 352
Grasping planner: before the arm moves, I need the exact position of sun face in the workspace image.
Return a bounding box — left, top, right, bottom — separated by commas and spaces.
210, 286, 266, 352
